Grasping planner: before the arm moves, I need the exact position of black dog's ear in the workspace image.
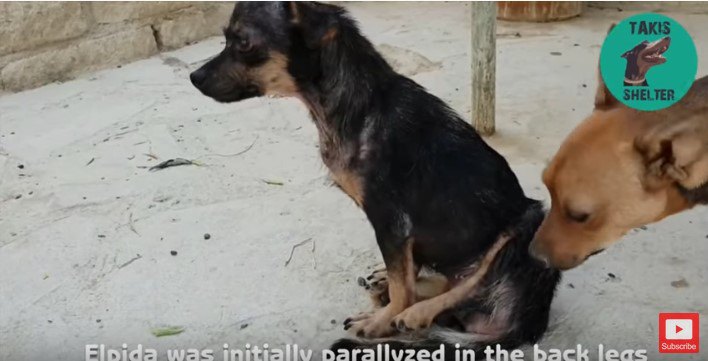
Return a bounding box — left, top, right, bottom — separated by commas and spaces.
595, 24, 619, 109
288, 2, 340, 48
620, 50, 631, 59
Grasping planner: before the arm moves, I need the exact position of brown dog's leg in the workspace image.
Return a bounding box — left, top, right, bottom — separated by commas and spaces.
391, 233, 512, 331
345, 238, 416, 338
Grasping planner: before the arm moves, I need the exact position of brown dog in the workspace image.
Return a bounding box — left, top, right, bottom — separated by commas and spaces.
529, 73, 708, 270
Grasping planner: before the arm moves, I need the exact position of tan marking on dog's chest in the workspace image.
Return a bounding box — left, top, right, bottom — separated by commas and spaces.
319, 139, 365, 207
330, 170, 364, 207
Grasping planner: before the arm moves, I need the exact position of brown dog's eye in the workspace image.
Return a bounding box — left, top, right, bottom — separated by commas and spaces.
236, 37, 253, 53
566, 209, 590, 223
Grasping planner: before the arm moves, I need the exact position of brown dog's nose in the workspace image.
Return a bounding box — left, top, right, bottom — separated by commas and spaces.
190, 69, 207, 88
528, 241, 551, 268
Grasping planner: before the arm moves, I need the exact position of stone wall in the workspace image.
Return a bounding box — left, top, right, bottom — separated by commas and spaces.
0, 2, 233, 92
2, 2, 705, 93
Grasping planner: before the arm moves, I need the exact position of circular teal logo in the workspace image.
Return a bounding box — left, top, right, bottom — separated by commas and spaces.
600, 13, 697, 111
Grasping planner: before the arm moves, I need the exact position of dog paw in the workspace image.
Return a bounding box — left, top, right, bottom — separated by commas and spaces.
391, 301, 438, 332
357, 268, 389, 307
343, 306, 396, 338
362, 269, 387, 291
362, 267, 387, 284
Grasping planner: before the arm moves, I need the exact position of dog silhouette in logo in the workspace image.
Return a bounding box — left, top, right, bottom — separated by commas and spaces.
622, 36, 670, 86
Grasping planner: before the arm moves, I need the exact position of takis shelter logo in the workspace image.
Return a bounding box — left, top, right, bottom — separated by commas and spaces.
600, 13, 697, 111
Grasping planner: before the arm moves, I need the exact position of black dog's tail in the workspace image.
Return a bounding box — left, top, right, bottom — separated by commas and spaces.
330, 326, 517, 361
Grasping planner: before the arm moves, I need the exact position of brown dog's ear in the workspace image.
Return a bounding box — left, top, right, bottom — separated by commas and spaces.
636, 116, 708, 190
594, 68, 619, 109
594, 24, 620, 110
288, 2, 340, 49
637, 139, 686, 190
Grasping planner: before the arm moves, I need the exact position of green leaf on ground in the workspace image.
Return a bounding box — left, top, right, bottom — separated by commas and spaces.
261, 179, 284, 186
151, 326, 185, 337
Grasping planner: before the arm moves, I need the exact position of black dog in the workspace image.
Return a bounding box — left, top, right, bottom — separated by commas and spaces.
621, 36, 670, 86
191, 1, 559, 353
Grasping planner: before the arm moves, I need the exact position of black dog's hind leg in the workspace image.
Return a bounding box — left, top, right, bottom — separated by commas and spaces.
391, 233, 512, 331
360, 266, 447, 308
344, 206, 417, 338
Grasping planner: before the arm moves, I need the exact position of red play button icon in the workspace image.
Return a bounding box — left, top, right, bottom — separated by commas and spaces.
676, 325, 683, 333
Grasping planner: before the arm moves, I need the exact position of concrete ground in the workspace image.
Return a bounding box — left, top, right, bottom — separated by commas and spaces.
1, 3, 707, 361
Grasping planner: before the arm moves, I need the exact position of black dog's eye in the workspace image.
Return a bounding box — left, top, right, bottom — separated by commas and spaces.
235, 37, 253, 53
566, 209, 590, 223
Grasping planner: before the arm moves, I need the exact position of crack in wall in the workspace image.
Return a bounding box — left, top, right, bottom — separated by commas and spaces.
150, 24, 164, 51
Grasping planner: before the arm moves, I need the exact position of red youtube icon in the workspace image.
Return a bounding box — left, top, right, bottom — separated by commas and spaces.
659, 313, 700, 353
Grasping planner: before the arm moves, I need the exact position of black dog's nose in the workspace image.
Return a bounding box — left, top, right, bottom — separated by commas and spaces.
190, 69, 207, 88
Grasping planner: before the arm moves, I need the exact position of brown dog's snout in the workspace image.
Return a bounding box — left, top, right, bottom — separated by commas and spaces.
529, 238, 587, 271
528, 240, 552, 268
190, 69, 208, 89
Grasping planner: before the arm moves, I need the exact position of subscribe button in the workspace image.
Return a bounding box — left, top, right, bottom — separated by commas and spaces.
659, 313, 700, 353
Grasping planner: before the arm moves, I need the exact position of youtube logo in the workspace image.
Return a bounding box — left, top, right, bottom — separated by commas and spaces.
659, 313, 699, 353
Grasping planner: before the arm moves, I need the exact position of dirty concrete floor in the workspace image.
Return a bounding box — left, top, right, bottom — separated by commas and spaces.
1, 3, 707, 361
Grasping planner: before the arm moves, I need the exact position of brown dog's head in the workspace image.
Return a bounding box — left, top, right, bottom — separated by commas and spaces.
530, 69, 707, 270
189, 2, 342, 102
